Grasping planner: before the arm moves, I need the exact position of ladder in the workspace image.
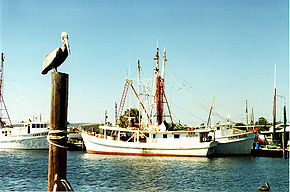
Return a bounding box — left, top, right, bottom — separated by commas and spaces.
116, 79, 130, 125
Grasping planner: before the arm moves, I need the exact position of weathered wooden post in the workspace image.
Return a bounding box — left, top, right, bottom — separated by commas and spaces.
42, 32, 72, 191
48, 72, 69, 191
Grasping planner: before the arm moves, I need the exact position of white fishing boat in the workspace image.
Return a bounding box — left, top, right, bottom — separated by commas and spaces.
82, 48, 218, 157
82, 125, 217, 157
0, 53, 49, 150
0, 122, 49, 150
210, 124, 255, 155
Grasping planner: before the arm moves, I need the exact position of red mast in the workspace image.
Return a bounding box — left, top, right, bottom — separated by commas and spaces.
154, 48, 164, 125
154, 48, 171, 126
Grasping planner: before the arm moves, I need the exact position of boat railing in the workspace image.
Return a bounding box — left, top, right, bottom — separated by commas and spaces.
125, 132, 136, 142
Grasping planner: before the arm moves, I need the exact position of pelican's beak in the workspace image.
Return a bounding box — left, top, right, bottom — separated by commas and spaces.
65, 37, 70, 56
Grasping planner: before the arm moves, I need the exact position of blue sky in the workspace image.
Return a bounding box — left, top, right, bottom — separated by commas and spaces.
0, 0, 289, 125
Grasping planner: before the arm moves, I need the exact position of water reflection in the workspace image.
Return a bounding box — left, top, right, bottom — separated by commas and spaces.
0, 150, 288, 191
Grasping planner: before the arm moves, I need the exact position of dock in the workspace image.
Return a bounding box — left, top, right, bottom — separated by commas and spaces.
251, 147, 289, 158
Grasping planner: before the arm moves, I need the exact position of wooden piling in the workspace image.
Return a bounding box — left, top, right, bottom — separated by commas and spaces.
282, 133, 285, 159
48, 72, 69, 191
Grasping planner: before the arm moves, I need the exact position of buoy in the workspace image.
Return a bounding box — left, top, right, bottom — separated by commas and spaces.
258, 182, 270, 191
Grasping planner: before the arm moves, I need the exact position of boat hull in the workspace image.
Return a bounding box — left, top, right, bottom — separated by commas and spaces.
0, 132, 49, 150
214, 132, 255, 155
82, 133, 217, 157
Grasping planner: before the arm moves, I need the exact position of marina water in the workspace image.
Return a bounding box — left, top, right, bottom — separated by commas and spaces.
0, 150, 288, 191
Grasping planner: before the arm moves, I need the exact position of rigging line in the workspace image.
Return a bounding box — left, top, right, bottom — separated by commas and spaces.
211, 110, 227, 121
166, 69, 210, 111
2, 59, 41, 118
166, 68, 227, 121
182, 79, 211, 107
8, 83, 40, 116
171, 102, 207, 123
4, 73, 40, 116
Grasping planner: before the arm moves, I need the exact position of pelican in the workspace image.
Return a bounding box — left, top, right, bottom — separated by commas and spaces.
258, 182, 270, 191
41, 32, 70, 75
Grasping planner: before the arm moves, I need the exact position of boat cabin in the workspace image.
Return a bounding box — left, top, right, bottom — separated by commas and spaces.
92, 126, 215, 144
0, 122, 49, 136
213, 124, 234, 138
24, 122, 48, 134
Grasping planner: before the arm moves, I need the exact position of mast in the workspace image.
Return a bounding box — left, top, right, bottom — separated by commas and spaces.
0, 53, 12, 127
283, 105, 287, 158
246, 99, 248, 131
154, 48, 163, 125
207, 96, 215, 129
104, 110, 108, 125
153, 48, 171, 125
138, 60, 141, 127
273, 64, 276, 142
250, 107, 254, 125
0, 53, 3, 101
115, 102, 117, 126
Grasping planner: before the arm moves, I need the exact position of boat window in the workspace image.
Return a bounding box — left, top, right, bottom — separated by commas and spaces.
32, 124, 36, 128
37, 124, 40, 128
217, 127, 220, 130
40, 124, 43, 128
163, 134, 167, 138
174, 134, 180, 139
153, 134, 156, 138
44, 124, 47, 128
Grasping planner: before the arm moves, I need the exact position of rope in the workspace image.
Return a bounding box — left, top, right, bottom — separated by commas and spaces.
47, 130, 68, 149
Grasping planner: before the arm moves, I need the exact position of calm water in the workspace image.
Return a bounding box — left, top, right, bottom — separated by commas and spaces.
0, 150, 288, 191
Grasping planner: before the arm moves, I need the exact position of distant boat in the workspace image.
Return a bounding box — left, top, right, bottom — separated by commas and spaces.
82, 48, 218, 157
0, 121, 49, 150
203, 95, 255, 155
0, 53, 49, 150
209, 124, 256, 155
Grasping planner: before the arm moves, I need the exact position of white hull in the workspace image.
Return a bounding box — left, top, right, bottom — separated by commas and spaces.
214, 132, 255, 155
82, 133, 217, 157
0, 122, 49, 150
0, 132, 49, 150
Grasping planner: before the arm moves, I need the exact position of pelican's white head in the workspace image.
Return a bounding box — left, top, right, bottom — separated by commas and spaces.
61, 32, 70, 56
61, 32, 68, 42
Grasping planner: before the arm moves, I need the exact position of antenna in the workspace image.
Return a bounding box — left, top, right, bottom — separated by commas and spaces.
161, 48, 167, 79
156, 39, 159, 49
274, 64, 276, 90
